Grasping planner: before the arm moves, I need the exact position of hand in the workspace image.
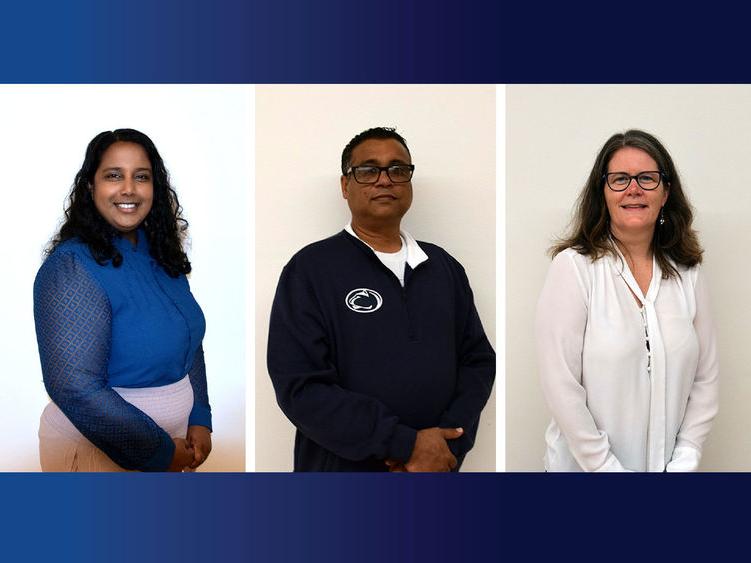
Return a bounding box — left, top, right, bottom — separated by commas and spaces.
168, 438, 195, 472
186, 425, 212, 470
404, 427, 463, 473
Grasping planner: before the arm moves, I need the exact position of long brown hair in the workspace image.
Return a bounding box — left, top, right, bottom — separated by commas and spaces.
551, 129, 703, 278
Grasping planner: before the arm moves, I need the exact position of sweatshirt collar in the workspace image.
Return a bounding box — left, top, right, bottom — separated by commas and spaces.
345, 223, 429, 269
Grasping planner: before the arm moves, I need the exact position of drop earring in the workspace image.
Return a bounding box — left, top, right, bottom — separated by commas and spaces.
659, 207, 665, 226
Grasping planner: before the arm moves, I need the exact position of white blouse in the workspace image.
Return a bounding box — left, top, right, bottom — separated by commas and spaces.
536, 247, 719, 472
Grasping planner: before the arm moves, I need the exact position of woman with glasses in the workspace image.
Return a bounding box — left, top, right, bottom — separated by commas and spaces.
536, 129, 718, 472
34, 129, 212, 472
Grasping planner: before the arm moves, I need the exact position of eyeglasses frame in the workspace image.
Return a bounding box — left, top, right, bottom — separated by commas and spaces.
346, 164, 416, 184
602, 170, 668, 192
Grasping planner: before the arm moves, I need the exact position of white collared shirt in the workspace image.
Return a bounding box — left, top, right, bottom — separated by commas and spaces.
536, 247, 719, 472
344, 223, 429, 286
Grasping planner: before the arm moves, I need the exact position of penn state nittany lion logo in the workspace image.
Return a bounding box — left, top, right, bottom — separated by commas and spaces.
345, 288, 383, 314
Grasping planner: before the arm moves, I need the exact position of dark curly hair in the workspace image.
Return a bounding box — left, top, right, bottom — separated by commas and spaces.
551, 129, 703, 279
341, 127, 410, 175
48, 128, 191, 277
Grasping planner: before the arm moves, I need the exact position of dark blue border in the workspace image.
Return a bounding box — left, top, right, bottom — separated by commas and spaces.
3, 473, 743, 561
1, 0, 745, 83
4, 1, 746, 561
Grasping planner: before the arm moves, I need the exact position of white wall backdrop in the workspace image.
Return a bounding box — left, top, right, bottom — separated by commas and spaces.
0, 85, 251, 471
507, 85, 751, 471
255, 85, 497, 471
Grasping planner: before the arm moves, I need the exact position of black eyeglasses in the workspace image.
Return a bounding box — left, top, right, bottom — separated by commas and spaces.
603, 171, 666, 192
346, 164, 415, 184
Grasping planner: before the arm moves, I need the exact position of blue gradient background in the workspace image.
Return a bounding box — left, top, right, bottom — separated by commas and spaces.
1, 1, 747, 82
2, 474, 742, 561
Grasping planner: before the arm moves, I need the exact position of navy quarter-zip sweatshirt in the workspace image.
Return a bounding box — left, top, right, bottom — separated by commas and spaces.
268, 230, 495, 471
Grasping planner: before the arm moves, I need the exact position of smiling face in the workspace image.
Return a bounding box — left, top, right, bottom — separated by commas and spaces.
340, 138, 413, 226
604, 146, 668, 240
92, 141, 154, 241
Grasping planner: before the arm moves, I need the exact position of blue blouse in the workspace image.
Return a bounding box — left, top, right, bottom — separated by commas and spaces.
33, 232, 210, 471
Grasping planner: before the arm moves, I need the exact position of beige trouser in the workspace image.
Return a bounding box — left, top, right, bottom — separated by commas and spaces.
39, 375, 193, 472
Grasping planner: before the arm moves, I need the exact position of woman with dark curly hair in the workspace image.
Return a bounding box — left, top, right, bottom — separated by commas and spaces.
536, 129, 718, 472
33, 129, 212, 472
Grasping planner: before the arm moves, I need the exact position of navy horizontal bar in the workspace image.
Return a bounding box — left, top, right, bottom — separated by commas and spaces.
2, 473, 746, 561
0, 1, 745, 83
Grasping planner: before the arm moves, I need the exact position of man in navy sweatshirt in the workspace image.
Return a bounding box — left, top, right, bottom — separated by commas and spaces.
268, 127, 495, 471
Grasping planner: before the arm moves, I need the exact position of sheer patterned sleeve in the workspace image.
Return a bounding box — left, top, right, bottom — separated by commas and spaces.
33, 250, 175, 471
187, 345, 212, 430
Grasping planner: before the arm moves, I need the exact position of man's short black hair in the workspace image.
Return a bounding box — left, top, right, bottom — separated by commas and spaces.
341, 127, 410, 175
